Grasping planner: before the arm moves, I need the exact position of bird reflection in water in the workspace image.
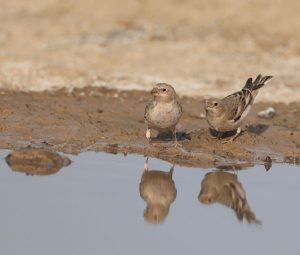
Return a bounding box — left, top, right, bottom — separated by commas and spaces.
139, 158, 177, 224
199, 171, 261, 224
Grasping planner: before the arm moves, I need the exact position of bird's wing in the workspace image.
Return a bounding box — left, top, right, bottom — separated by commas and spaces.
176, 100, 183, 117
216, 183, 236, 208
223, 75, 273, 122
217, 182, 261, 223
217, 182, 246, 210
216, 179, 261, 224
222, 85, 254, 122
144, 100, 156, 121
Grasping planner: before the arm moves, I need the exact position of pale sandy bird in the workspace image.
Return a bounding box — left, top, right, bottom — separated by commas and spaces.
144, 83, 182, 145
204, 74, 272, 142
139, 158, 177, 224
199, 171, 261, 224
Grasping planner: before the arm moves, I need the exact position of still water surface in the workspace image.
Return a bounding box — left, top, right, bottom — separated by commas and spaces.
0, 150, 299, 255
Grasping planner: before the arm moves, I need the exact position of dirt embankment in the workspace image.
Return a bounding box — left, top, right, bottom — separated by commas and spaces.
0, 88, 299, 168
0, 0, 300, 168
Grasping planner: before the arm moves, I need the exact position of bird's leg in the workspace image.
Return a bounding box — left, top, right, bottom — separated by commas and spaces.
232, 165, 237, 175
223, 127, 242, 144
231, 126, 242, 142
217, 131, 223, 140
173, 128, 181, 147
169, 164, 175, 176
144, 157, 149, 171
146, 128, 151, 142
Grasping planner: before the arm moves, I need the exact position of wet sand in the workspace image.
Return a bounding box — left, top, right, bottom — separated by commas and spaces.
0, 0, 300, 167
0, 88, 299, 168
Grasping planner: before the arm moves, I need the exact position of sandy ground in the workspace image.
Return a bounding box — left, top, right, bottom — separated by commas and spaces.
0, 88, 299, 168
0, 0, 299, 167
0, 0, 300, 102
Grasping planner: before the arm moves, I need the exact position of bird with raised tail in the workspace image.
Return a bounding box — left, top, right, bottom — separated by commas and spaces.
199, 171, 261, 224
204, 74, 272, 142
144, 83, 182, 146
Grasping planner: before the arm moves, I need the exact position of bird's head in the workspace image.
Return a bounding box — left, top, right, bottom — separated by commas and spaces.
151, 83, 177, 102
198, 187, 218, 204
204, 99, 224, 116
143, 203, 169, 224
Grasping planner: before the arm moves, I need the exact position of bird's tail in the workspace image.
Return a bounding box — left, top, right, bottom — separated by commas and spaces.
235, 203, 262, 225
244, 208, 262, 225
243, 74, 273, 91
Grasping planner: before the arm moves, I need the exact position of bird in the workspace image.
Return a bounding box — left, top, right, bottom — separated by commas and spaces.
204, 74, 272, 142
144, 83, 182, 145
139, 158, 177, 224
199, 171, 261, 224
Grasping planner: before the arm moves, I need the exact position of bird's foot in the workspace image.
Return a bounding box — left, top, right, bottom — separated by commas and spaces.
221, 127, 242, 144
221, 136, 238, 144
222, 138, 234, 144
221, 133, 241, 144
173, 140, 182, 148
173, 130, 182, 148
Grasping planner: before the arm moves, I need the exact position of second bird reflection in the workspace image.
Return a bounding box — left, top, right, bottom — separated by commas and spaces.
139, 158, 177, 224
199, 171, 261, 225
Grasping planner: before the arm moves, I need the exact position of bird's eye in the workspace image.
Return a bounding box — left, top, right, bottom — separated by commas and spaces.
162, 88, 167, 92
214, 102, 218, 106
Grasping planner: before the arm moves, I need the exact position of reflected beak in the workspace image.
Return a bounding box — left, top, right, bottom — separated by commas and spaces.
198, 193, 214, 204
151, 88, 159, 96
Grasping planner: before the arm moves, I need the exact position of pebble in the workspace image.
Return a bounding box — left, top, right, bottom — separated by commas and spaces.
257, 107, 276, 119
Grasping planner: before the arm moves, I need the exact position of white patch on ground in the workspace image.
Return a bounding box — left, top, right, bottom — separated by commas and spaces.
0, 62, 299, 104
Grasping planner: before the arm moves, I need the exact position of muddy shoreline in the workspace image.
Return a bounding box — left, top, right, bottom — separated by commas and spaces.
0, 87, 299, 168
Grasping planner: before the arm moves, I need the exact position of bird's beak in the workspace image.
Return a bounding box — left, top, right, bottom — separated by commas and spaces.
151, 88, 159, 96
198, 193, 214, 204
204, 100, 215, 109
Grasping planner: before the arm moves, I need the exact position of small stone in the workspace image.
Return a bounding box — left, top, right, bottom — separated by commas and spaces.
5, 149, 71, 176
264, 156, 272, 171
257, 107, 276, 119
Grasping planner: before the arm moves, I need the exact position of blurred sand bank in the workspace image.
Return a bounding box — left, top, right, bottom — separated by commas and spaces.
0, 0, 299, 102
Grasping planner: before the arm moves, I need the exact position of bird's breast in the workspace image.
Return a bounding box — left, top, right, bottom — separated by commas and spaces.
147, 102, 181, 129
206, 111, 240, 132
